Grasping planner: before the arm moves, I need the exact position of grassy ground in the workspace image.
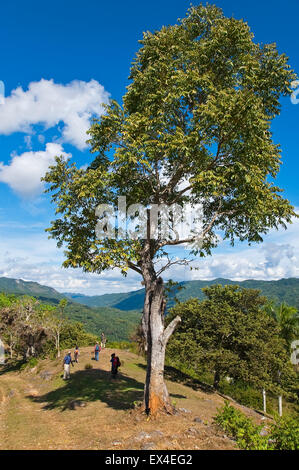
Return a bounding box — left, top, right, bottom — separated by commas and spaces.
0, 347, 270, 450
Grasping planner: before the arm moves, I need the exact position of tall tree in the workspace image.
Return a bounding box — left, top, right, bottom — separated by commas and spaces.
43, 4, 296, 414
167, 285, 295, 395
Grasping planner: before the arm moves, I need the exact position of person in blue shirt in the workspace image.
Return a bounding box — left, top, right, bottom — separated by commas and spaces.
94, 342, 101, 361
63, 351, 74, 380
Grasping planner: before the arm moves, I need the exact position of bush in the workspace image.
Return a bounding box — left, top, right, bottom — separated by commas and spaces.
20, 357, 39, 371
85, 363, 93, 370
214, 402, 269, 450
270, 416, 299, 450
215, 402, 299, 450
108, 340, 140, 355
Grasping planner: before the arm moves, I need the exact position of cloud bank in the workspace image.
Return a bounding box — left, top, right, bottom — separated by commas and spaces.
0, 214, 298, 295
0, 79, 110, 149
0, 143, 70, 198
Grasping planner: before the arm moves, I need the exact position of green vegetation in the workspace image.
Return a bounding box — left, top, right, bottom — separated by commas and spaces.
167, 285, 296, 394
0, 294, 97, 361
64, 302, 140, 342
0, 280, 141, 341
215, 402, 299, 450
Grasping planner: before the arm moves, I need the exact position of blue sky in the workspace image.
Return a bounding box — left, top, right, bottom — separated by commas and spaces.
0, 0, 298, 295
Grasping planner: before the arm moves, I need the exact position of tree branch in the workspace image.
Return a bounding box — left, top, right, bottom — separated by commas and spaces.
163, 316, 181, 347
128, 261, 142, 275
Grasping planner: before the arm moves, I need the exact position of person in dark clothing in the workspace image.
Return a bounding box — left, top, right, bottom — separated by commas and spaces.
74, 345, 79, 363
110, 353, 121, 376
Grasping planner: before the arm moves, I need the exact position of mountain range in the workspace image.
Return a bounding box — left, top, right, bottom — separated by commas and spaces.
2, 276, 299, 311
1, 276, 299, 340
64, 277, 299, 311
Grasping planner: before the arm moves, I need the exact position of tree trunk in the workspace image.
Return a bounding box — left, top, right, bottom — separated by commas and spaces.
142, 274, 181, 415
262, 389, 267, 413
57, 332, 60, 358
213, 370, 220, 390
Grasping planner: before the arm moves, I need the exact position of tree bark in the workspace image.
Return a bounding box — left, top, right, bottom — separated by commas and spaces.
142, 269, 181, 415
57, 332, 60, 358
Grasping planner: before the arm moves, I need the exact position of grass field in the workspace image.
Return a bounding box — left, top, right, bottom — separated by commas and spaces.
0, 347, 270, 450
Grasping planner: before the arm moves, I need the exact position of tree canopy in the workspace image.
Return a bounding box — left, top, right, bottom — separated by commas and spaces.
167, 285, 296, 395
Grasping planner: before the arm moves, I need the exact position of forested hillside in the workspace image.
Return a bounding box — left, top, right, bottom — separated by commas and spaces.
2, 276, 299, 340
0, 277, 140, 341
65, 278, 299, 311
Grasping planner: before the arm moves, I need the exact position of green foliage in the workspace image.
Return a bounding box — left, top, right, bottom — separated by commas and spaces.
64, 302, 140, 341
84, 363, 93, 370
167, 285, 296, 394
65, 278, 299, 311
214, 402, 269, 450
108, 340, 140, 355
220, 381, 265, 410
20, 357, 39, 371
43, 3, 296, 279
264, 301, 299, 350
60, 321, 97, 349
0, 293, 98, 360
215, 402, 299, 450
270, 415, 299, 450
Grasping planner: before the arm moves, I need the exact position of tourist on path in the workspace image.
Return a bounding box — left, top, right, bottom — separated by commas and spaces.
94, 342, 101, 361
74, 345, 79, 363
63, 351, 74, 380
110, 353, 121, 376
101, 332, 107, 349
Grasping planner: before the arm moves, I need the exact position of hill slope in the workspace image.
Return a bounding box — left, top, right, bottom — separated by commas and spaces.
0, 277, 140, 341
0, 277, 65, 304
0, 347, 266, 450
65, 277, 299, 310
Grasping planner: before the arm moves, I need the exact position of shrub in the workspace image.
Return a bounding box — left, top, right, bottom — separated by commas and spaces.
270, 416, 299, 450
214, 402, 269, 450
20, 356, 39, 371
215, 402, 299, 450
85, 363, 93, 370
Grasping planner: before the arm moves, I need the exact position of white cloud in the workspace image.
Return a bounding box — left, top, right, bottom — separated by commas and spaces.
0, 231, 142, 295
0, 142, 70, 198
0, 213, 298, 296
0, 79, 110, 150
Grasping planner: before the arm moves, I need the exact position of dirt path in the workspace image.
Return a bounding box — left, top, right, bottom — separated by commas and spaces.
0, 347, 268, 450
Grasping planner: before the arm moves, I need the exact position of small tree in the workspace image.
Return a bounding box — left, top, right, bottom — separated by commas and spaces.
0, 296, 49, 360
167, 285, 295, 395
265, 301, 299, 350
44, 4, 296, 414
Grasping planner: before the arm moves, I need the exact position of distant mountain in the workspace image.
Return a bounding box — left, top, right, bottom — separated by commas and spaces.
64, 289, 145, 310
0, 277, 140, 341
0, 277, 65, 304
2, 276, 299, 340
65, 277, 299, 311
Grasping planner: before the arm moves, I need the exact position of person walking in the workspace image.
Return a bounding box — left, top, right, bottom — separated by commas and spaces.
94, 342, 101, 361
63, 351, 74, 380
110, 353, 121, 376
74, 345, 79, 363
101, 332, 107, 349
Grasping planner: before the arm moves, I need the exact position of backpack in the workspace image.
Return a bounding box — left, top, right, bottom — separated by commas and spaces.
95, 344, 100, 352
114, 356, 120, 367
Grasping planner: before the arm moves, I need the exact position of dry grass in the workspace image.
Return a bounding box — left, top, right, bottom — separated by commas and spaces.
0, 347, 269, 450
